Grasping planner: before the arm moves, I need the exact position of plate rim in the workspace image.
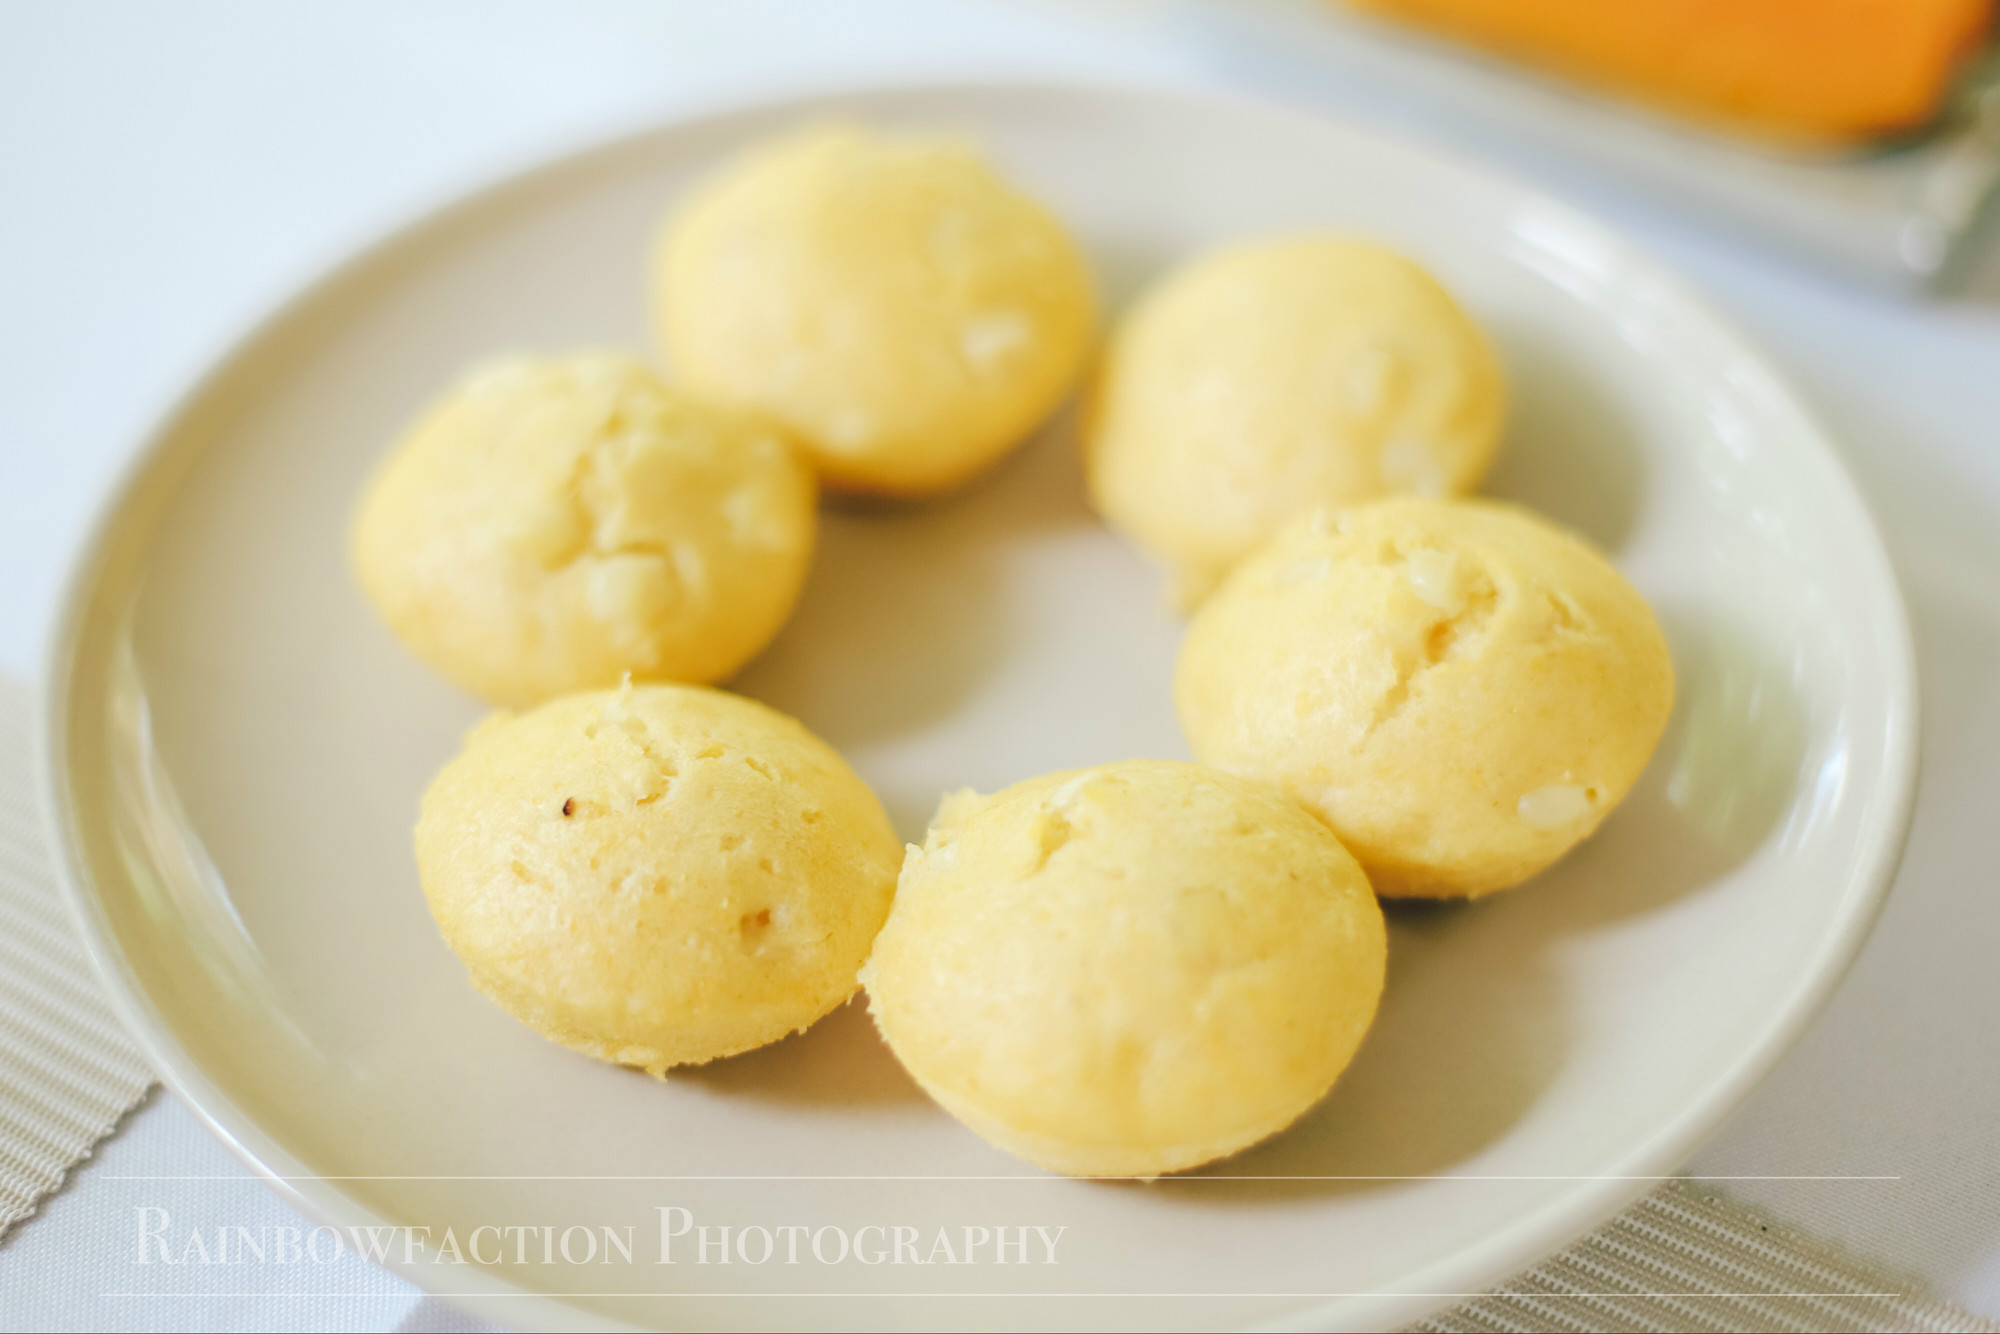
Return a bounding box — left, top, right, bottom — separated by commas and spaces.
34, 74, 1921, 1334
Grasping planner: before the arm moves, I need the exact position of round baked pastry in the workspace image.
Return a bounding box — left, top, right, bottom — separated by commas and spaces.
1085, 236, 1505, 606
1176, 498, 1674, 898
416, 682, 902, 1074
352, 352, 815, 707
654, 123, 1096, 497
863, 760, 1386, 1177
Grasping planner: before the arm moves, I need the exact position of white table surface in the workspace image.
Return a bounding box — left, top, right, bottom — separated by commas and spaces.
3, 3, 1998, 1330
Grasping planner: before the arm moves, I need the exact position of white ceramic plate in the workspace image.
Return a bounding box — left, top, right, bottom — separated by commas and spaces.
40, 82, 1917, 1333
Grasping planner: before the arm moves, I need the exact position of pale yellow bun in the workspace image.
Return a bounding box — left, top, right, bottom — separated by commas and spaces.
415, 682, 901, 1074
1176, 498, 1674, 898
654, 123, 1096, 497
863, 760, 1386, 1177
352, 352, 815, 707
1085, 236, 1504, 606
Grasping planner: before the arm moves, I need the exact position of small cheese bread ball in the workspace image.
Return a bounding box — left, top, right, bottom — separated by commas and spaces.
415, 683, 901, 1074
864, 760, 1386, 1178
1176, 498, 1674, 898
1085, 237, 1504, 606
655, 123, 1096, 497
352, 352, 815, 707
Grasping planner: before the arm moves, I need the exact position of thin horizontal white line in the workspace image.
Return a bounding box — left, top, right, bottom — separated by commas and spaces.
99, 1174, 1902, 1182
103, 1292, 1910, 1299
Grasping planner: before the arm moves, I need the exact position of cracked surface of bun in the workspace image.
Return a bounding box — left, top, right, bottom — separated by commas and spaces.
415, 683, 901, 1074
352, 352, 815, 707
1176, 498, 1674, 898
654, 123, 1096, 497
863, 760, 1386, 1177
1085, 236, 1504, 607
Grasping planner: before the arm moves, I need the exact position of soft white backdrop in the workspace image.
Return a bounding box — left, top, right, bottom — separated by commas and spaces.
2, 3, 1998, 1330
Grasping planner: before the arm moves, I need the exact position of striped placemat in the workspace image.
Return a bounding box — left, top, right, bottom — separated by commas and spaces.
1415, 1180, 1996, 1333
0, 677, 153, 1240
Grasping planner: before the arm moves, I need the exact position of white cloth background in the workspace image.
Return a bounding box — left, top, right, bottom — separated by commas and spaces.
2, 3, 1999, 1330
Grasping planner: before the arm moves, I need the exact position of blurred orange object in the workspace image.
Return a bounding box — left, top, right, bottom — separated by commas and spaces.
1345, 0, 1993, 142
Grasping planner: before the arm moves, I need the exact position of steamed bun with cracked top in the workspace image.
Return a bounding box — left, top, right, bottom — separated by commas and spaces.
1176, 498, 1673, 899
654, 123, 1096, 497
864, 760, 1386, 1178
1085, 236, 1504, 606
352, 352, 815, 707
416, 682, 902, 1074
